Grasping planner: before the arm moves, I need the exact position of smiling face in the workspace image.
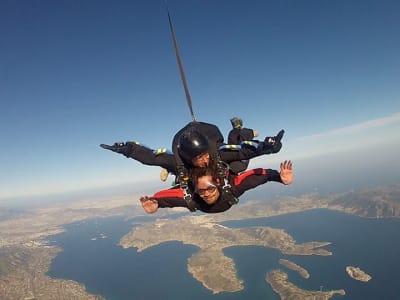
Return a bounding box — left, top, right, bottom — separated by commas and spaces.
195, 175, 220, 205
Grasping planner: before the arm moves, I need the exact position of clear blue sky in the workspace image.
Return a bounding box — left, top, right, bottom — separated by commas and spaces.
1, 0, 400, 203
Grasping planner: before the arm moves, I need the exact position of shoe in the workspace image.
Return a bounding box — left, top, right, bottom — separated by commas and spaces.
230, 117, 243, 129
160, 168, 169, 182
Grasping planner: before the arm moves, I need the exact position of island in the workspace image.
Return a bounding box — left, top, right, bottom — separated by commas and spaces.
279, 259, 310, 279
0, 184, 398, 298
267, 270, 346, 299
119, 217, 332, 294
346, 266, 372, 282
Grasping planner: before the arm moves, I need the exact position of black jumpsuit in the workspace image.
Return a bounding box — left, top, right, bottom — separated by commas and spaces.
115, 121, 273, 175
119, 142, 270, 175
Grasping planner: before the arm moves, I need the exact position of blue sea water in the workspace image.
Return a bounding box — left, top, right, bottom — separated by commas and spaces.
47, 210, 400, 299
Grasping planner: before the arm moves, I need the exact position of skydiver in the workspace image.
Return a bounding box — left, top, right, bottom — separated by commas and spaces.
100, 121, 284, 176
159, 117, 259, 181
101, 123, 285, 212
139, 160, 293, 214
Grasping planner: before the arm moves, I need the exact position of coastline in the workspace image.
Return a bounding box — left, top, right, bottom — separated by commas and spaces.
0, 185, 399, 299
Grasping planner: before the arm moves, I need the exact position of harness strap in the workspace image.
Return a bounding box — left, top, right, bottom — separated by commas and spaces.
216, 160, 239, 206
176, 164, 197, 212
222, 178, 239, 205
172, 136, 197, 212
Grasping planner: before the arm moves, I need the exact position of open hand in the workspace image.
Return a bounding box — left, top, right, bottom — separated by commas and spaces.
140, 196, 159, 214
280, 160, 293, 185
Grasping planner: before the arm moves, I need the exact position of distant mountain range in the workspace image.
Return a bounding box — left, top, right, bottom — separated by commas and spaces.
327, 184, 400, 218
0, 208, 30, 221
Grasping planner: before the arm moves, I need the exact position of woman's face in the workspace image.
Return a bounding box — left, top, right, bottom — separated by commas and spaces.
196, 175, 220, 204
191, 152, 210, 167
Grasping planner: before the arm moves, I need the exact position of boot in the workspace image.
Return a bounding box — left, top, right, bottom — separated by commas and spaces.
230, 117, 243, 129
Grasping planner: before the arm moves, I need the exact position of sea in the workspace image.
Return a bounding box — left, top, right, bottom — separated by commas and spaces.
47, 209, 400, 300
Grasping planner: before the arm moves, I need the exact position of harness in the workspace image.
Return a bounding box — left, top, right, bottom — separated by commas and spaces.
172, 142, 197, 212
216, 160, 239, 206
172, 126, 239, 212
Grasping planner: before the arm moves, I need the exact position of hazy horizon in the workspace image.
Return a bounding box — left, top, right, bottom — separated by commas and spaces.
1, 0, 399, 205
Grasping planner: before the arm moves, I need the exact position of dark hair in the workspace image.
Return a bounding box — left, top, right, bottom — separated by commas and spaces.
189, 159, 221, 186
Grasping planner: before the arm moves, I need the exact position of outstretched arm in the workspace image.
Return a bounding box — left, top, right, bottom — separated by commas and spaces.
139, 188, 193, 214
232, 160, 293, 196
100, 142, 176, 174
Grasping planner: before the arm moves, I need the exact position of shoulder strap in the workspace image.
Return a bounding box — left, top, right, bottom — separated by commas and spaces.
172, 142, 197, 212
217, 161, 239, 206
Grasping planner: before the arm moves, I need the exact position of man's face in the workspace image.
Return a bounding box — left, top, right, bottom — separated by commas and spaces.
196, 175, 220, 205
191, 152, 210, 167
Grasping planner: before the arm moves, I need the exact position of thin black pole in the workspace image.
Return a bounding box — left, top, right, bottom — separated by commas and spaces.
164, 1, 196, 122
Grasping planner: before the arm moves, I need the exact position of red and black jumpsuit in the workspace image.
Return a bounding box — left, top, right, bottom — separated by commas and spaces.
152, 168, 283, 213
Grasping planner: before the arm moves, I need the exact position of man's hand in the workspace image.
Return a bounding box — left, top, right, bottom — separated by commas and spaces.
280, 160, 293, 185
140, 196, 159, 214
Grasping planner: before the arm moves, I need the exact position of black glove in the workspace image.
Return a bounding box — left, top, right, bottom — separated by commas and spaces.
263, 129, 285, 154
100, 142, 134, 157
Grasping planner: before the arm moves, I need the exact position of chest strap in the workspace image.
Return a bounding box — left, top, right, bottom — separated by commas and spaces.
217, 160, 239, 206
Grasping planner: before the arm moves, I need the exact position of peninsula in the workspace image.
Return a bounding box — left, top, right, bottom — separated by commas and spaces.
279, 259, 310, 279
120, 216, 331, 294
267, 270, 345, 299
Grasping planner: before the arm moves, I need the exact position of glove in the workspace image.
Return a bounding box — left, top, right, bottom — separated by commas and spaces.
263, 129, 285, 154
100, 142, 134, 157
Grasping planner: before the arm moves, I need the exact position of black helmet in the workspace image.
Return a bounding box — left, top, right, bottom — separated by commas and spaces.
178, 130, 209, 164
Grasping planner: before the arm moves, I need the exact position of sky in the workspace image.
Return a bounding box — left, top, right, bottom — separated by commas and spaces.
1, 0, 400, 205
